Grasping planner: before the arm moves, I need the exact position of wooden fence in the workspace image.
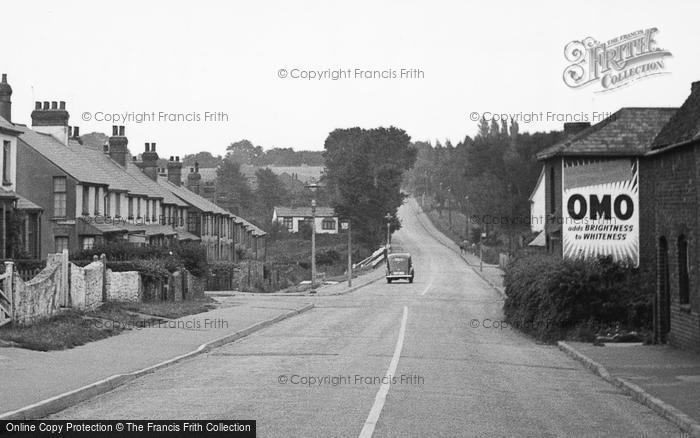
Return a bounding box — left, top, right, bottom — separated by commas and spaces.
0, 261, 14, 327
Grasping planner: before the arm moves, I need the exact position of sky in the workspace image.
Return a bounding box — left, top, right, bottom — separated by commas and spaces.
2, 0, 699, 158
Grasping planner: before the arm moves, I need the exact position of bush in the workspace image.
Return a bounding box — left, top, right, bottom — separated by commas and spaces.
72, 241, 209, 277
503, 254, 652, 342
316, 249, 341, 266
172, 242, 208, 276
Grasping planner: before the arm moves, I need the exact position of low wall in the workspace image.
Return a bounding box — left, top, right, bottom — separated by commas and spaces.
70, 261, 103, 311
106, 270, 142, 302
185, 270, 206, 297
12, 261, 62, 324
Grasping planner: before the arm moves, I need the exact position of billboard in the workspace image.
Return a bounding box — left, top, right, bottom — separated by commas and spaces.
562, 158, 639, 266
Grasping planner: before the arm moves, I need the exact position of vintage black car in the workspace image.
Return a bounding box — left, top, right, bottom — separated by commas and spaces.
386, 252, 414, 283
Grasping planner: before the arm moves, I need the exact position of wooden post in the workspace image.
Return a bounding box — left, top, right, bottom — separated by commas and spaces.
347, 221, 352, 288
5, 260, 14, 321
61, 249, 69, 307
100, 253, 107, 302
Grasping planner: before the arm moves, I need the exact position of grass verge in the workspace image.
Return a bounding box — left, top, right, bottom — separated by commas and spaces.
0, 296, 218, 351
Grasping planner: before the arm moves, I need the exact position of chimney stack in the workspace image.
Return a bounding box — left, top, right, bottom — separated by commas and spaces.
31, 98, 70, 144
167, 155, 183, 186
0, 74, 13, 122
187, 160, 202, 195
563, 122, 591, 137
692, 81, 700, 94
108, 125, 129, 167
137, 141, 160, 181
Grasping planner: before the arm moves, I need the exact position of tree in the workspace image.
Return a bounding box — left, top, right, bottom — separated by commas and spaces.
253, 168, 288, 223
226, 139, 264, 165
323, 126, 416, 247
183, 152, 222, 168
216, 159, 253, 214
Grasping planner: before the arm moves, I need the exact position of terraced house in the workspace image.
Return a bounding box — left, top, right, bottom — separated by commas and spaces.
0, 73, 266, 262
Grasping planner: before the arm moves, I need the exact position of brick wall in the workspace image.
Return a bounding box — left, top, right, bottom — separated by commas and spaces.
642, 144, 700, 352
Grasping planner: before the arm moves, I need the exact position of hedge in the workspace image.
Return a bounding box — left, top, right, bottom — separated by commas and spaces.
503, 254, 652, 341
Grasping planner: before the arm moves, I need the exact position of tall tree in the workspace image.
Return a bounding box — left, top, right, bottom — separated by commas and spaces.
254, 168, 288, 222
324, 126, 416, 246
216, 158, 253, 214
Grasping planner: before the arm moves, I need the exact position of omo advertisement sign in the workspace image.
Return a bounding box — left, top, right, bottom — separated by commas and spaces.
562, 158, 639, 266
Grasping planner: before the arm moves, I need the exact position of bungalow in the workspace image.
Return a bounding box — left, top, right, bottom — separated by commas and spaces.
272, 206, 338, 234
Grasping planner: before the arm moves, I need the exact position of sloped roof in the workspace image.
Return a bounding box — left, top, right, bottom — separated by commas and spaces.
16, 194, 43, 210
17, 127, 156, 197
122, 160, 188, 207
177, 230, 201, 241
537, 108, 678, 160
274, 206, 336, 218
652, 83, 700, 149
0, 116, 21, 135
157, 177, 231, 216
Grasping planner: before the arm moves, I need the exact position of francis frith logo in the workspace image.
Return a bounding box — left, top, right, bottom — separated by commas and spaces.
563, 28, 672, 92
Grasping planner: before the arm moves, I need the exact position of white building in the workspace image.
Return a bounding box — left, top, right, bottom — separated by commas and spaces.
529, 166, 546, 233
272, 206, 339, 234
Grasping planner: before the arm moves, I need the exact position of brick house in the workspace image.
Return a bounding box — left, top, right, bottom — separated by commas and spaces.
537, 111, 676, 260
641, 81, 700, 350
0, 74, 45, 259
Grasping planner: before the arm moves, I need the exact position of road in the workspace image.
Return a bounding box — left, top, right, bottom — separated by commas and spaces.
51, 200, 683, 437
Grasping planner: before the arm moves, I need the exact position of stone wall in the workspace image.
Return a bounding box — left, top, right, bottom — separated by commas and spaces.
106, 270, 142, 302
12, 260, 62, 324
233, 260, 265, 292
69, 261, 104, 311
167, 271, 183, 302
184, 270, 206, 298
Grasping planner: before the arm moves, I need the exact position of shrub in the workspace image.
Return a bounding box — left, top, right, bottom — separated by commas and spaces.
316, 249, 341, 266
172, 242, 208, 276
503, 254, 652, 342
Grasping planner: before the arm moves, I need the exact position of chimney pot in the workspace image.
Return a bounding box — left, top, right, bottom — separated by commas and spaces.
176, 156, 180, 162
112, 126, 119, 136
1, 74, 5, 82
43, 101, 50, 110
145, 142, 150, 152
68, 127, 72, 137
151, 142, 155, 151
51, 101, 58, 110
170, 156, 174, 161
73, 126, 79, 137
119, 126, 125, 136
35, 101, 41, 110
59, 101, 66, 110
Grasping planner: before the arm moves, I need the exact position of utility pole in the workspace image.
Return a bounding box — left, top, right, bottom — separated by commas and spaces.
384, 212, 392, 250
347, 220, 352, 287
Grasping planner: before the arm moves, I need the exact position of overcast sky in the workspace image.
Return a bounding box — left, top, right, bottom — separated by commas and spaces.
2, 0, 699, 157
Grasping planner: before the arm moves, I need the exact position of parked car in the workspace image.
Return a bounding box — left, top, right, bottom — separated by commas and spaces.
386, 252, 414, 283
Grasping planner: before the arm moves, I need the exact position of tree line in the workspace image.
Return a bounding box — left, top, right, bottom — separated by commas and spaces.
404, 118, 565, 243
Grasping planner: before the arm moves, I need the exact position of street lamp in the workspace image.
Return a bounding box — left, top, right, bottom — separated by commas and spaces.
384, 212, 392, 250
307, 180, 320, 291
341, 219, 352, 287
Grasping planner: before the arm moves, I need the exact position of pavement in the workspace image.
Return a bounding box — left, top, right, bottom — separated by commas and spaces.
0, 298, 314, 418
46, 200, 687, 437
560, 341, 700, 436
